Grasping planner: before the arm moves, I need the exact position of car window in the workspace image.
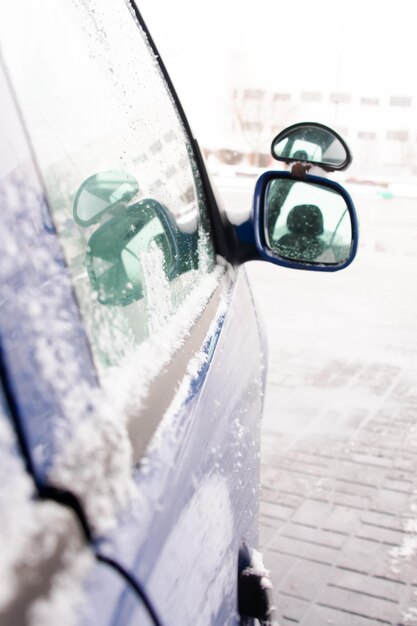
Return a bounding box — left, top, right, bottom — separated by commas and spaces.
0, 0, 217, 379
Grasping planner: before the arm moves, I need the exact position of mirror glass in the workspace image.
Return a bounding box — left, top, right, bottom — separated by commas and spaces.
271, 124, 350, 170
264, 178, 353, 265
73, 170, 139, 226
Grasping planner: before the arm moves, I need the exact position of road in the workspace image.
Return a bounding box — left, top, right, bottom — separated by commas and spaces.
218, 176, 417, 625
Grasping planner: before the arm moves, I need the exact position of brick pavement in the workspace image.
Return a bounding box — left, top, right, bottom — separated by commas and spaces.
260, 413, 417, 625
246, 199, 417, 626
258, 356, 417, 626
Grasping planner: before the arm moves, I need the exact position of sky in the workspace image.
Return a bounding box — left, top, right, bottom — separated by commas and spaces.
139, 1, 415, 56
138, 0, 417, 96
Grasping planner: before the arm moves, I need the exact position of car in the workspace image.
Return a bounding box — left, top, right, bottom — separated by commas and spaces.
0, 2, 359, 625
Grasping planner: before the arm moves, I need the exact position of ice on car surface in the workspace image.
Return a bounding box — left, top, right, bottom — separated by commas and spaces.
0, 401, 92, 626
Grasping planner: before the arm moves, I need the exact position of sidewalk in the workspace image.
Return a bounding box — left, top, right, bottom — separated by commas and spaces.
246, 205, 417, 625
261, 410, 417, 625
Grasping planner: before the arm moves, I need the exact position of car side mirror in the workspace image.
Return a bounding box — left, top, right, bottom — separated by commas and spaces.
252, 171, 358, 271
73, 170, 139, 226
271, 122, 352, 172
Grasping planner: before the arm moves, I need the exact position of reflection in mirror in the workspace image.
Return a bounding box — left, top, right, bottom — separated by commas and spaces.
73, 171, 139, 226
87, 201, 171, 306
265, 178, 353, 265
271, 123, 350, 170
73, 171, 201, 309
86, 199, 198, 306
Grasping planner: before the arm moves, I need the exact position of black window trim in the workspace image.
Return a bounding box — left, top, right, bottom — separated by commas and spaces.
130, 2, 248, 265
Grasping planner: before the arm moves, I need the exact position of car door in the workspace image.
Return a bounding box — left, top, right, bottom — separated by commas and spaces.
0, 2, 265, 624
0, 374, 161, 626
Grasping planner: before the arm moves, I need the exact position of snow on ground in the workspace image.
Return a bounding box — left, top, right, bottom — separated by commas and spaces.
216, 176, 417, 624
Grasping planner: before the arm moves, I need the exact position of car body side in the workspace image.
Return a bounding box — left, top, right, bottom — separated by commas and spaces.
0, 3, 267, 624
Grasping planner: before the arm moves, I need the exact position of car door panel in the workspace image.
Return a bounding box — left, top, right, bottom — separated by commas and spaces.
95, 268, 265, 625
127, 280, 225, 463
0, 382, 161, 626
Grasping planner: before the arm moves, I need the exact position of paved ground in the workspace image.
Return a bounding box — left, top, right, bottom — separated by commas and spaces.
245, 193, 417, 625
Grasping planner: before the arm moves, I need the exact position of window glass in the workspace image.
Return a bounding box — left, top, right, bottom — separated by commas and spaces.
301, 92, 321, 103
386, 130, 409, 141
329, 93, 351, 104
360, 97, 379, 106
358, 131, 377, 140
0, 0, 216, 374
390, 96, 412, 107
273, 93, 291, 102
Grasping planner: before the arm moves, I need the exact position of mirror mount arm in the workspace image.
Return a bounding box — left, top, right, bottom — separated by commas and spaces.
232, 220, 263, 265
290, 162, 312, 178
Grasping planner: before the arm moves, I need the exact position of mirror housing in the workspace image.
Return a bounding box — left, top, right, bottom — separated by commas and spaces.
252, 171, 358, 271
271, 122, 352, 172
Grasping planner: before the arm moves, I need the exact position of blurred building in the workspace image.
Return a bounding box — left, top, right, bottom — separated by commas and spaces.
203, 54, 417, 181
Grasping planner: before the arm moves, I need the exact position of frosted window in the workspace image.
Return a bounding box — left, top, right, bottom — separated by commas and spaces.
0, 0, 216, 372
